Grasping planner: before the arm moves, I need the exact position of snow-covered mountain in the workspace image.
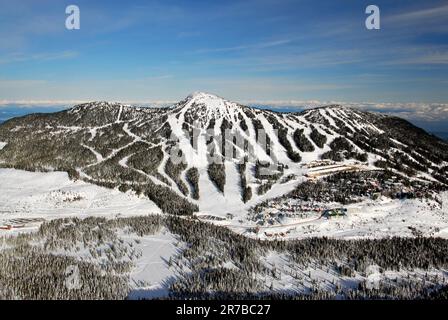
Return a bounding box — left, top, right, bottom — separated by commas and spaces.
0, 92, 447, 217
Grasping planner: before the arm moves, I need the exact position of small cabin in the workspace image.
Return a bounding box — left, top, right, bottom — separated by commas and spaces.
322, 208, 347, 218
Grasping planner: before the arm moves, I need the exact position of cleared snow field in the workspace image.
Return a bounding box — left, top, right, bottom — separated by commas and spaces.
125, 230, 182, 300
0, 168, 161, 224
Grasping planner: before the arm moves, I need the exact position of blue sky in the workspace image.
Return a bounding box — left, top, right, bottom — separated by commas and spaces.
0, 0, 447, 129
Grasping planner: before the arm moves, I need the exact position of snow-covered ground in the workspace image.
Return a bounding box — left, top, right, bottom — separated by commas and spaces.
0, 168, 161, 226
0, 168, 182, 299
1, 167, 447, 299
1, 168, 446, 241
227, 196, 448, 240
442, 191, 448, 213
125, 230, 182, 300
304, 197, 448, 239
194, 160, 302, 218
195, 162, 245, 216
259, 250, 448, 294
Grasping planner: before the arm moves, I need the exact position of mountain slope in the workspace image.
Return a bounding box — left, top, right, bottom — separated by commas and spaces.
0, 92, 447, 216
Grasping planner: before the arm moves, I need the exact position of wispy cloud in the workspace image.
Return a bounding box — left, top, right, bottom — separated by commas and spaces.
0, 100, 83, 108
0, 79, 48, 87
0, 99, 176, 108
141, 74, 174, 80
0, 1, 64, 51
246, 100, 448, 122
85, 3, 187, 35
392, 51, 448, 65
191, 49, 366, 73
0, 1, 447, 104
192, 39, 294, 54
353, 102, 448, 122
388, 4, 448, 24
0, 51, 78, 65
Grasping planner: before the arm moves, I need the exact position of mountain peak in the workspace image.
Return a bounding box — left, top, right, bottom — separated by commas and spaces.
304, 104, 359, 115
69, 101, 125, 113
179, 91, 240, 112
171, 92, 244, 127
321, 104, 350, 111
188, 91, 215, 98
186, 92, 229, 105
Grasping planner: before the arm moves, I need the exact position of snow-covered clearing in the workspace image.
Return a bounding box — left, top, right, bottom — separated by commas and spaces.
125, 230, 183, 299
0, 168, 161, 227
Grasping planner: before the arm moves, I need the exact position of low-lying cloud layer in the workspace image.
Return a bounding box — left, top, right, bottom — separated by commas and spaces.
1, 98, 447, 126
243, 100, 448, 123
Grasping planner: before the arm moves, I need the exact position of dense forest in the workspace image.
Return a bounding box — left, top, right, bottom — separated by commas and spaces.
1, 215, 448, 300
